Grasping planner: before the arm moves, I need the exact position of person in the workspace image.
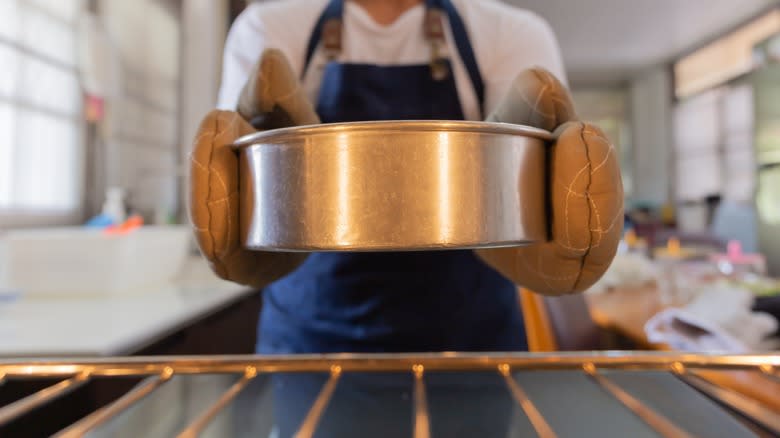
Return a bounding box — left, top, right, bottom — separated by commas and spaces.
189, 0, 624, 355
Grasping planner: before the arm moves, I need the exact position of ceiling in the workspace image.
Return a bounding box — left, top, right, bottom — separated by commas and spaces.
506, 0, 778, 86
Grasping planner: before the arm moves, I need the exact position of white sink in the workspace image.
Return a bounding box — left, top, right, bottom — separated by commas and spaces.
0, 226, 191, 296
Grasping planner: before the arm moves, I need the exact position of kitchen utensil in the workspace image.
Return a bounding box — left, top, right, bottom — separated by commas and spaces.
233, 120, 550, 251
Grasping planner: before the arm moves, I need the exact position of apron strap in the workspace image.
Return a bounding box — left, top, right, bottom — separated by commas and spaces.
302, 0, 485, 117
302, 0, 342, 79
430, 0, 485, 117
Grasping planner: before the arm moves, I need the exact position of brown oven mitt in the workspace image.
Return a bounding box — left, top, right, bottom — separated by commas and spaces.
188, 49, 320, 288
476, 68, 624, 295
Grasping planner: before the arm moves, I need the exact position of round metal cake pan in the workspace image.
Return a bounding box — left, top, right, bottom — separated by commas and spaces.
233, 120, 551, 251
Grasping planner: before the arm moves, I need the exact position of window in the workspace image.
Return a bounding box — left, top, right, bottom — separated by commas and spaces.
571, 89, 633, 197
673, 84, 755, 203
674, 90, 723, 201
0, 0, 83, 223
674, 9, 780, 99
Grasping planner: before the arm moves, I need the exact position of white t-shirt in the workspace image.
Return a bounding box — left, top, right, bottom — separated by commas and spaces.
217, 0, 566, 121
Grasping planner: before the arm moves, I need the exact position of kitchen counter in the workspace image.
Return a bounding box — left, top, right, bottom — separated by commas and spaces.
586, 285, 780, 413
0, 257, 254, 357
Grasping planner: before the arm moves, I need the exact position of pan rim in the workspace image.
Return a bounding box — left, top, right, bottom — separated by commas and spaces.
232, 119, 553, 149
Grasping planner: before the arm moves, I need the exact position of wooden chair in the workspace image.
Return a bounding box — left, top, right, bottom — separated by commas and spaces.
520, 288, 603, 352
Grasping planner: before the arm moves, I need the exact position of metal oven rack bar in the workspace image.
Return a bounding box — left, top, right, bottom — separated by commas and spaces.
1, 352, 779, 437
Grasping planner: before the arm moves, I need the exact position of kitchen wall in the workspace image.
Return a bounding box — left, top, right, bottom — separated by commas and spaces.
571, 70, 676, 210
571, 87, 633, 197
179, 0, 230, 220
89, 0, 181, 222
85, 0, 229, 224
754, 63, 780, 274
629, 66, 674, 207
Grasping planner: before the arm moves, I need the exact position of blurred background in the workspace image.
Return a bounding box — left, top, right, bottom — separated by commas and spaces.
1, 1, 780, 436
0, 0, 778, 342
1, 0, 778, 272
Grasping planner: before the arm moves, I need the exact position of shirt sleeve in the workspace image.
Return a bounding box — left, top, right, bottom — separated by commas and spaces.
481, 8, 568, 115
216, 4, 268, 110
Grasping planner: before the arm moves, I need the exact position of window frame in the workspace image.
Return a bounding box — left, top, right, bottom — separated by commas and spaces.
0, 0, 86, 228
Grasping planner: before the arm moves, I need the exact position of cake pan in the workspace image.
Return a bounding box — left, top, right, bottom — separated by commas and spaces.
233, 120, 551, 251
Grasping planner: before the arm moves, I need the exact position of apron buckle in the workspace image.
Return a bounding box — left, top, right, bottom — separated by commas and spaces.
430, 58, 450, 81
425, 8, 449, 81
424, 8, 446, 40
322, 18, 342, 61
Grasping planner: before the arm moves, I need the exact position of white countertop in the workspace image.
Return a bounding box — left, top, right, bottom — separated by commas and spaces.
0, 257, 254, 357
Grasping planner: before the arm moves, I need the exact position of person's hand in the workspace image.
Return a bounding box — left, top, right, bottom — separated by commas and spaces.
476, 68, 624, 295
188, 49, 320, 288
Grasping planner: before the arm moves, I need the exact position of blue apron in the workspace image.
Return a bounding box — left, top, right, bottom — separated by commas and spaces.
257, 0, 527, 354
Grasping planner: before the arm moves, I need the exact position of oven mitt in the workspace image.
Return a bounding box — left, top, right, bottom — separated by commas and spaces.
477, 68, 624, 295
188, 49, 320, 288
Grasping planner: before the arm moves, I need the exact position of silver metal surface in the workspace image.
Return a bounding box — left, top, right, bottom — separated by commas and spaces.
0, 372, 89, 425
295, 365, 342, 438
583, 364, 694, 438
499, 364, 557, 438
53, 370, 173, 438
177, 367, 257, 438
413, 365, 431, 438
679, 372, 780, 435
234, 120, 551, 251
